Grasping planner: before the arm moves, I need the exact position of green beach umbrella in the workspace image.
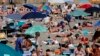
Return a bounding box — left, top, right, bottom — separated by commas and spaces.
25, 25, 48, 36
18, 21, 25, 27
0, 43, 22, 56
69, 9, 90, 17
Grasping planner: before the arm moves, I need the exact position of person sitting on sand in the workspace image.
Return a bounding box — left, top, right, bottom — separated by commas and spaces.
82, 21, 93, 27
48, 26, 59, 33
42, 36, 59, 45
57, 21, 66, 32
61, 34, 70, 45
54, 48, 61, 55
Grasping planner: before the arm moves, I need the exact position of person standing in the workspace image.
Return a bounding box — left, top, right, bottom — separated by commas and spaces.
74, 44, 85, 56
64, 12, 71, 29
9, 0, 14, 4
15, 34, 23, 53
35, 32, 40, 56
24, 0, 27, 4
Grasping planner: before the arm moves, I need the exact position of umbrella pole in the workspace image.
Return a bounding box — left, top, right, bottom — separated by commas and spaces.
5, 23, 8, 41
68, 22, 71, 29
35, 39, 39, 56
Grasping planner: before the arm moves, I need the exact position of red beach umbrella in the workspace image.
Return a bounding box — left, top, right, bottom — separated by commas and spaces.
79, 4, 92, 9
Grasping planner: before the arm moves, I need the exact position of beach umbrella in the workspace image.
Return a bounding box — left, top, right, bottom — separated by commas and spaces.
94, 20, 100, 27
48, 0, 65, 4
6, 14, 22, 19
63, 0, 74, 4
85, 7, 100, 13
69, 9, 90, 17
18, 20, 25, 27
79, 0, 89, 3
23, 4, 37, 12
64, 0, 74, 3
82, 29, 89, 36
79, 4, 92, 9
0, 43, 22, 56
25, 25, 47, 36
21, 12, 46, 19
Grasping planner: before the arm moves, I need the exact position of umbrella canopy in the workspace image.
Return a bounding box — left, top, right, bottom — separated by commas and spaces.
48, 0, 65, 4
69, 9, 90, 17
23, 4, 37, 12
25, 25, 48, 36
82, 29, 89, 36
79, 0, 89, 3
85, 7, 100, 13
48, 0, 74, 4
0, 43, 22, 56
21, 12, 46, 19
94, 20, 100, 27
64, 0, 74, 2
79, 4, 92, 9
6, 14, 22, 19
66, 1, 73, 4
18, 20, 25, 27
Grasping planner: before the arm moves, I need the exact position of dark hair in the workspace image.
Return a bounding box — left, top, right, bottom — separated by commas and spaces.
86, 45, 89, 48
16, 34, 21, 37
68, 4, 72, 9
50, 17, 53, 21
65, 2, 68, 6
48, 35, 51, 39
25, 35, 34, 39
67, 33, 72, 37
46, 49, 50, 52
77, 43, 82, 48
65, 44, 69, 48
92, 30, 100, 41
35, 32, 40, 37
95, 44, 100, 48
78, 23, 81, 26
75, 34, 79, 38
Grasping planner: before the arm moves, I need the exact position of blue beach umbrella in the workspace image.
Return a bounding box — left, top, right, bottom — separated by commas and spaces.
94, 20, 100, 27
21, 12, 46, 19
23, 4, 37, 12
85, 7, 100, 13
0, 43, 22, 56
25, 25, 48, 36
6, 14, 22, 19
